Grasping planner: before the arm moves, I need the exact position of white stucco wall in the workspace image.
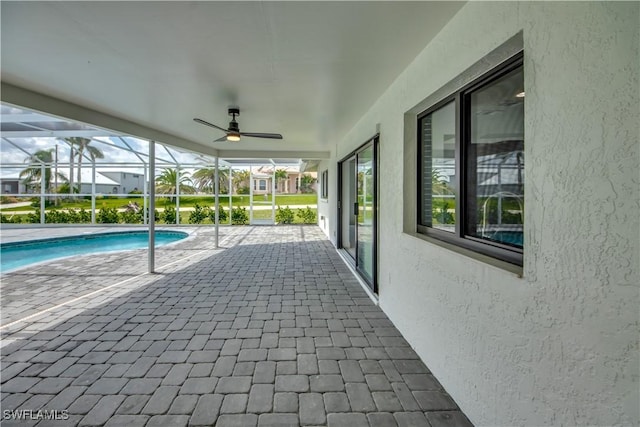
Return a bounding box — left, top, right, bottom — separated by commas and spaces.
333, 2, 639, 426
316, 159, 335, 242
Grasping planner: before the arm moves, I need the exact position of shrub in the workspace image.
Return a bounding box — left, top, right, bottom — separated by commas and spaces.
276, 206, 295, 224
231, 207, 248, 225
72, 208, 92, 223
25, 210, 41, 223
188, 204, 208, 224
1, 214, 22, 223
97, 206, 120, 223
237, 186, 250, 195
162, 206, 176, 224
208, 206, 228, 224
433, 200, 454, 225
120, 209, 142, 224
45, 209, 70, 223
297, 206, 317, 224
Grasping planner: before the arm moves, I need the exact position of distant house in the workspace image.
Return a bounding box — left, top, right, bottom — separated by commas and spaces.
251, 166, 317, 195
99, 171, 145, 194
0, 177, 26, 194
0, 171, 145, 195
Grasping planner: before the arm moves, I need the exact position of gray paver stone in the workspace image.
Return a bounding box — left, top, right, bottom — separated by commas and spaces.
180, 377, 218, 394
310, 374, 345, 392
247, 383, 274, 413
413, 391, 458, 410
345, 383, 376, 412
104, 414, 150, 427
258, 413, 299, 427
189, 394, 223, 426
79, 395, 126, 426
120, 378, 162, 395
141, 386, 179, 414
324, 392, 351, 412
299, 392, 326, 426
368, 412, 398, 427
403, 374, 441, 391
275, 375, 309, 392
146, 415, 189, 427
28, 377, 73, 394
220, 393, 248, 413
297, 354, 319, 375
327, 412, 369, 427
394, 411, 430, 427
339, 359, 365, 382
216, 414, 258, 427
68, 395, 102, 415
273, 392, 298, 413
372, 391, 403, 412
2, 377, 41, 393
215, 376, 251, 394
212, 356, 236, 376
116, 395, 150, 415
85, 378, 128, 395
391, 382, 420, 410
161, 364, 192, 386
425, 411, 474, 427
168, 394, 199, 414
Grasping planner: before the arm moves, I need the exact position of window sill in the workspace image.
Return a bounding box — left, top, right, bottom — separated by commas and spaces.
404, 231, 523, 278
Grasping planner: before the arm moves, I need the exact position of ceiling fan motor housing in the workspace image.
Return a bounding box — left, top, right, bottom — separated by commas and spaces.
228, 107, 240, 132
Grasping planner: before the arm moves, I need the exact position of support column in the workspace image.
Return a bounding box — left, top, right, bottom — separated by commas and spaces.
214, 157, 219, 249
40, 163, 45, 224
228, 167, 233, 225
148, 141, 156, 273
91, 160, 96, 224
143, 165, 148, 225
175, 164, 180, 225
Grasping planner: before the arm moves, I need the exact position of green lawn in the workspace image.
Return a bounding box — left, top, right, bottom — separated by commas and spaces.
0, 193, 317, 212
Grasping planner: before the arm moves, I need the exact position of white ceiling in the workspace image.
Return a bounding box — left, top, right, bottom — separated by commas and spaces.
1, 1, 463, 158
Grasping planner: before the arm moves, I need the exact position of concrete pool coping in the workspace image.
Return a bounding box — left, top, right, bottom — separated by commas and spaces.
0, 225, 202, 244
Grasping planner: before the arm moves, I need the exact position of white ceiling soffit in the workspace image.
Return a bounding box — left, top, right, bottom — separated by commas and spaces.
1, 1, 464, 158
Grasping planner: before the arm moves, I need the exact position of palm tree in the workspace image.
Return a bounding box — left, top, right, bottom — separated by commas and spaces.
232, 169, 250, 194
155, 168, 196, 201
192, 167, 229, 193
19, 149, 68, 197
63, 137, 104, 193
275, 169, 288, 194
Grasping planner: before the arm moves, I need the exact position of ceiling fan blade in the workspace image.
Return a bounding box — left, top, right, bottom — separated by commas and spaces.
240, 132, 283, 139
213, 135, 229, 142
193, 118, 229, 133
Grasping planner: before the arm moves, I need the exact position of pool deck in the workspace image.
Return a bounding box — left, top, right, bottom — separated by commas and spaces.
0, 225, 197, 244
0, 225, 473, 427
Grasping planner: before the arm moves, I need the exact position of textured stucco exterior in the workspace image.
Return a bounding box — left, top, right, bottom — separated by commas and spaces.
320, 2, 639, 426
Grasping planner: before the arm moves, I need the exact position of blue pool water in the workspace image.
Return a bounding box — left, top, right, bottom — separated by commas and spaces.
485, 231, 523, 247
0, 231, 188, 273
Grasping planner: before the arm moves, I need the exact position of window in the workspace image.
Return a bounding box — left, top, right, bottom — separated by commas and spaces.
418, 53, 524, 265
259, 180, 266, 191
321, 170, 329, 199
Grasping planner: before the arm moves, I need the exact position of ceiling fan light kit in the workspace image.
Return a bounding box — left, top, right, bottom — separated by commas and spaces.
194, 107, 283, 143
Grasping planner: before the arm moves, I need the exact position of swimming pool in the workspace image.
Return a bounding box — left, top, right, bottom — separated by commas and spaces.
0, 230, 188, 273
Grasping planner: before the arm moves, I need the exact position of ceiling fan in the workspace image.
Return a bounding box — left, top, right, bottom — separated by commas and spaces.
194, 107, 283, 142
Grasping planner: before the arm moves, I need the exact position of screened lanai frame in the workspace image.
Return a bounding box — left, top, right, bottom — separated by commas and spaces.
0, 103, 309, 225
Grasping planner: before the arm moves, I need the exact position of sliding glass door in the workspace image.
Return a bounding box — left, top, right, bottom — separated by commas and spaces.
338, 136, 377, 292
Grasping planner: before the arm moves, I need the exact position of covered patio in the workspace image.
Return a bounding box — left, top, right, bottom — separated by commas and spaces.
2, 2, 638, 426
1, 226, 470, 426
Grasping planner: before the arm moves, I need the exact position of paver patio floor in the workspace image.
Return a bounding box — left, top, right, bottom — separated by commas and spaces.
1, 225, 472, 426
